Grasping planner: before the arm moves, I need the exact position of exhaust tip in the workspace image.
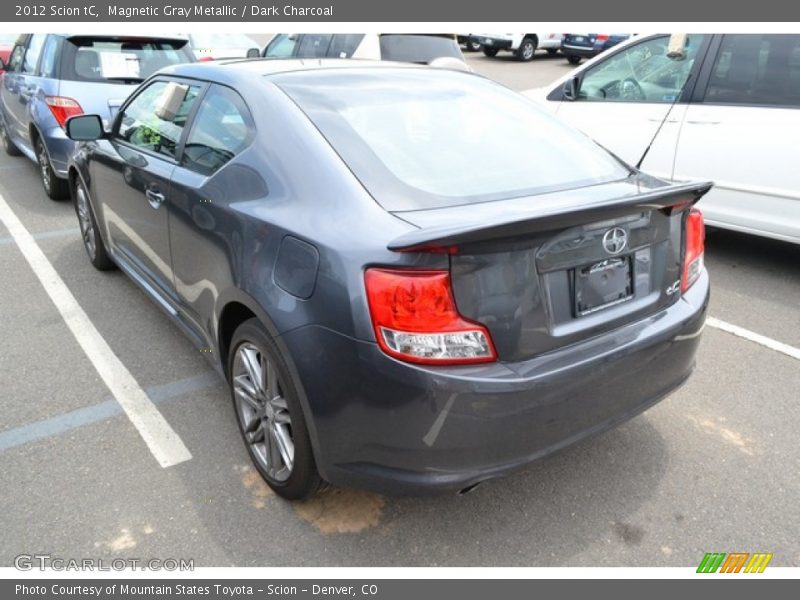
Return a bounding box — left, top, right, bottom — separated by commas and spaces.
457, 482, 482, 496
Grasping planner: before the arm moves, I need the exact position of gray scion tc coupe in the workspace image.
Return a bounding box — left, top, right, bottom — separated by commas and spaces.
65, 59, 711, 499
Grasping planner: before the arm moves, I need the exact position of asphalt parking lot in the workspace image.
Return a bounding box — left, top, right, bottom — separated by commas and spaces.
1, 51, 799, 568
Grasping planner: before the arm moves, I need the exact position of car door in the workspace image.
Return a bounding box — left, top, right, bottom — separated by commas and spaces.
674, 34, 800, 243
1, 38, 31, 145
168, 83, 258, 335
550, 34, 710, 178
92, 78, 204, 299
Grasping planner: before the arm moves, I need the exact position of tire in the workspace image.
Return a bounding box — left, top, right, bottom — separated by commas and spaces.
515, 37, 537, 62
35, 136, 69, 200
567, 55, 582, 65
466, 40, 482, 52
0, 119, 22, 156
73, 176, 115, 271
229, 318, 324, 500
482, 47, 499, 57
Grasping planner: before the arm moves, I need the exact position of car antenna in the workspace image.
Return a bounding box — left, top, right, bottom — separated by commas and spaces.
635, 34, 691, 171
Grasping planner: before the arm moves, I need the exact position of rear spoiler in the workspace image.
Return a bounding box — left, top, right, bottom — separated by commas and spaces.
388, 180, 713, 252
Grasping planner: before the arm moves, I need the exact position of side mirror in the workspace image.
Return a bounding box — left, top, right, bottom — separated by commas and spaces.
65, 114, 105, 141
563, 76, 580, 101
246, 48, 260, 58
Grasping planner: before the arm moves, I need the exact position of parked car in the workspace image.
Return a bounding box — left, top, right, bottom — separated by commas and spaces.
561, 33, 632, 64
527, 33, 800, 245
0, 34, 195, 200
263, 33, 467, 67
64, 59, 710, 499
469, 33, 563, 61
0, 33, 18, 75
186, 33, 261, 61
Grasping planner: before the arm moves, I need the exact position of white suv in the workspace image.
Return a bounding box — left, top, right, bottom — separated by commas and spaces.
470, 33, 563, 61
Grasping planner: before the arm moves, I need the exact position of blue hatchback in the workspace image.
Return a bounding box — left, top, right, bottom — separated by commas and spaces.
0, 34, 194, 199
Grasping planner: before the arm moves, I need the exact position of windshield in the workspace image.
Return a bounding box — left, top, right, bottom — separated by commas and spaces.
379, 35, 461, 63
276, 69, 631, 211
64, 37, 194, 83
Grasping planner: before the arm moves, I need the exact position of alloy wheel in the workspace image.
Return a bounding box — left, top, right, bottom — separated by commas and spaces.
75, 185, 96, 260
233, 342, 294, 482
37, 143, 51, 193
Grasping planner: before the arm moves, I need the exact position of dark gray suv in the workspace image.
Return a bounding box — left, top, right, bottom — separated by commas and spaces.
65, 59, 711, 499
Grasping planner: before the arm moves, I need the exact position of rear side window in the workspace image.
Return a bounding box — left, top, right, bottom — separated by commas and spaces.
378, 35, 461, 63
64, 37, 194, 83
117, 80, 201, 160
327, 34, 365, 58
38, 36, 59, 78
22, 35, 45, 74
277, 69, 631, 210
182, 85, 254, 176
704, 34, 800, 107
296, 34, 333, 58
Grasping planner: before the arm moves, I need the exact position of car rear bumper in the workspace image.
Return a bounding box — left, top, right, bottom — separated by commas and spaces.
40, 125, 74, 178
282, 270, 709, 495
561, 44, 599, 58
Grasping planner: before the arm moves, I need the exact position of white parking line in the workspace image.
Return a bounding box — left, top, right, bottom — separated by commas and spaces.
0, 191, 192, 468
707, 317, 800, 361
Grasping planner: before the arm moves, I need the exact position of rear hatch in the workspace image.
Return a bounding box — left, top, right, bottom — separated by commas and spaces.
390, 176, 711, 362
58, 35, 195, 122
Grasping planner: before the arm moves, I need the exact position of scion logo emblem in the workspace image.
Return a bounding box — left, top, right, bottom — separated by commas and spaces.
602, 227, 628, 255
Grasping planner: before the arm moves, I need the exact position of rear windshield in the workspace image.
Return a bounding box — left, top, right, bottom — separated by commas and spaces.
64, 37, 194, 83
276, 69, 631, 211
379, 35, 461, 63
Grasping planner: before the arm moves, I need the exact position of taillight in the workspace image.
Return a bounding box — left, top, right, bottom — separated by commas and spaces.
682, 208, 705, 292
364, 268, 497, 365
45, 96, 83, 128
198, 56, 215, 62
596, 34, 610, 42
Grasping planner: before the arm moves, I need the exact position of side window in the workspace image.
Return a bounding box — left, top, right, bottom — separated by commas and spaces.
704, 34, 800, 107
327, 34, 365, 58
22, 35, 45, 74
38, 36, 59, 78
181, 85, 254, 176
6, 45, 25, 73
296, 34, 332, 58
578, 34, 706, 103
117, 80, 201, 160
265, 34, 298, 58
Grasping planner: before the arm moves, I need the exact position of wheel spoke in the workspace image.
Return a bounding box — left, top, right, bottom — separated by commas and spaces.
247, 419, 265, 444
240, 346, 264, 397
234, 374, 262, 410
271, 421, 294, 472
265, 357, 278, 402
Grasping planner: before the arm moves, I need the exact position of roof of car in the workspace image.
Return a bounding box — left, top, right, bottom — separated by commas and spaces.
160, 57, 426, 80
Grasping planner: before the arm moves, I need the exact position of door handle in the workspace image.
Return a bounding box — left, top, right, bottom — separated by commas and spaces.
647, 118, 680, 123
145, 188, 165, 209
686, 119, 721, 125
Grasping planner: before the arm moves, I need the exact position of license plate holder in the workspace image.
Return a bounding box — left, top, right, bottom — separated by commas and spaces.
573, 256, 633, 316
